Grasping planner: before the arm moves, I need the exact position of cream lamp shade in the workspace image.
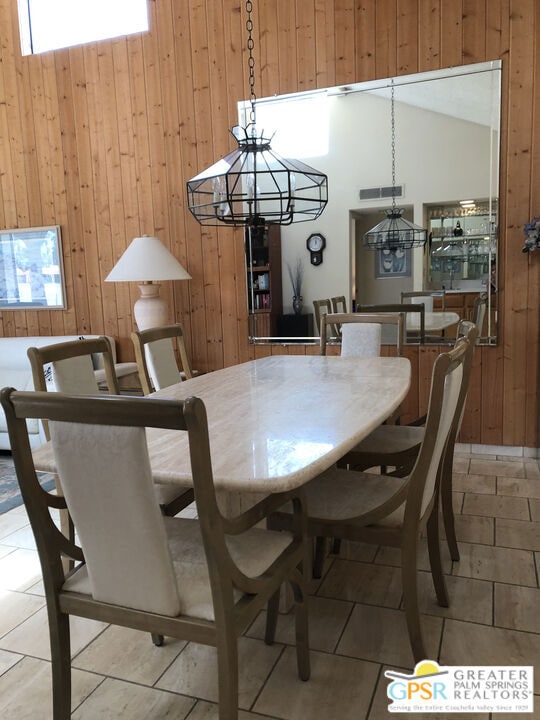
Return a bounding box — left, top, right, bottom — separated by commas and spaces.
105, 235, 191, 331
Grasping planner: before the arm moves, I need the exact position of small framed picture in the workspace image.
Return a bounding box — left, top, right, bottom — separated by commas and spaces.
375, 247, 411, 278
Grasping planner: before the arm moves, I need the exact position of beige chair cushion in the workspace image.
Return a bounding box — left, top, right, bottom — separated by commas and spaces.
52, 355, 99, 395
63, 516, 293, 621
50, 421, 181, 616
145, 339, 180, 390
340, 323, 381, 357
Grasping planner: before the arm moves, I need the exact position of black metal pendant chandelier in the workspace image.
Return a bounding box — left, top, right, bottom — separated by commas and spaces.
364, 80, 427, 250
186, 0, 328, 228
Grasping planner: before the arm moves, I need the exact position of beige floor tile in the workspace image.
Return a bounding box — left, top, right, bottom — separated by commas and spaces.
445, 514, 494, 546
452, 473, 496, 494
452, 543, 536, 586
529, 498, 540, 521
24, 579, 45, 596
336, 604, 442, 668
0, 524, 37, 551
0, 648, 22, 675
0, 548, 42, 591
494, 583, 540, 633
415, 572, 492, 625
0, 589, 44, 638
525, 462, 540, 480
0, 512, 30, 541
0, 655, 102, 720
0, 544, 16, 560
72, 677, 195, 720
246, 595, 352, 653
0, 606, 108, 660
254, 646, 379, 720
330, 539, 378, 563
453, 457, 470, 473
469, 459, 526, 478
498, 477, 540, 499
440, 619, 540, 694
462, 493, 529, 520
536, 552, 540, 581
375, 537, 453, 575
72, 625, 186, 684
182, 699, 278, 720
452, 491, 464, 512
496, 518, 540, 551
156, 636, 282, 709
368, 666, 489, 720
317, 559, 403, 608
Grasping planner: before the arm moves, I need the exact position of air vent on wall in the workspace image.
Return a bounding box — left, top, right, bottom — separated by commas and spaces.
359, 185, 404, 201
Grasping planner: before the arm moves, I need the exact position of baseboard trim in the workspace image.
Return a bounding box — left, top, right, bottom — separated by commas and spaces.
455, 443, 539, 459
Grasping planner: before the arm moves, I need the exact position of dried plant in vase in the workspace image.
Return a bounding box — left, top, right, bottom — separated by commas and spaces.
287, 258, 305, 315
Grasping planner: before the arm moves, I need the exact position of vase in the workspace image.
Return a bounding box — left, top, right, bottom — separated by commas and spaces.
292, 296, 303, 315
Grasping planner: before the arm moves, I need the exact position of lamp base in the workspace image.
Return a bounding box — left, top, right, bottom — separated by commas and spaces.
134, 283, 168, 331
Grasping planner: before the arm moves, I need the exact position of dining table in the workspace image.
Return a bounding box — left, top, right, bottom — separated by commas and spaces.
406, 310, 460, 333
32, 354, 411, 515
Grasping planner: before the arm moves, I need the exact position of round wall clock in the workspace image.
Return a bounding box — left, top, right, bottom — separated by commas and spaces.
307, 233, 326, 266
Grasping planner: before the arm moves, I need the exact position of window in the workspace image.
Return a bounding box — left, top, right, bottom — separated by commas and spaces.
17, 0, 148, 55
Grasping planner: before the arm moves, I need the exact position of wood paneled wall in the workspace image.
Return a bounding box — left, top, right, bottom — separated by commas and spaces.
0, 0, 538, 448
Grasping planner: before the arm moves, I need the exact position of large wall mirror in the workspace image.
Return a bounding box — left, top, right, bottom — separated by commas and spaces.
241, 60, 501, 346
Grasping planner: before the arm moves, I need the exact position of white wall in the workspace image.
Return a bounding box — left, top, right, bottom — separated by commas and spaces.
276, 90, 494, 315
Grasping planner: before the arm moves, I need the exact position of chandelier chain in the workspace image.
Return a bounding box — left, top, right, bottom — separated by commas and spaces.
245, 0, 257, 124
391, 79, 396, 211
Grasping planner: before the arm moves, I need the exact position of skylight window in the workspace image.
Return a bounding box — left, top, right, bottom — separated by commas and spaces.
17, 0, 149, 55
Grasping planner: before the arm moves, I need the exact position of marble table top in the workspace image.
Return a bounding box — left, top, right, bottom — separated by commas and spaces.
406, 311, 460, 332
33, 355, 411, 495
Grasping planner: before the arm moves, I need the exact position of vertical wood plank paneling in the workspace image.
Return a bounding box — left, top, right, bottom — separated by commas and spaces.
295, 0, 317, 91
462, 0, 486, 64
334, 0, 356, 85
276, 0, 297, 94
397, 0, 419, 75
354, 1, 376, 83
314, 0, 336, 88
417, 0, 440, 72
501, 0, 534, 446
0, 0, 537, 449
439, 0, 463, 68
375, 0, 398, 79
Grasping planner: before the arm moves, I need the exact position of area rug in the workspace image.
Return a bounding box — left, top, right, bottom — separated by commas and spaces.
0, 451, 56, 514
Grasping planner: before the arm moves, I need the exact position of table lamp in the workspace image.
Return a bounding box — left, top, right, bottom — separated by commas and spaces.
105, 235, 191, 330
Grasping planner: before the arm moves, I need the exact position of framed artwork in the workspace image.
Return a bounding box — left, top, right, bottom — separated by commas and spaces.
0, 226, 66, 309
375, 247, 411, 278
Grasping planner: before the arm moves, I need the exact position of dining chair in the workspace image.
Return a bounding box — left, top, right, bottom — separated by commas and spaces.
400, 290, 446, 312
337, 319, 478, 562
356, 303, 426, 344
28, 337, 193, 519
0, 388, 310, 720
471, 292, 488, 339
330, 295, 347, 313
312, 298, 335, 338
131, 323, 196, 396
269, 339, 470, 663
320, 312, 403, 357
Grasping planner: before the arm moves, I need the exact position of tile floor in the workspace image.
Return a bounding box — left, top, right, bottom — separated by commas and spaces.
0, 450, 539, 719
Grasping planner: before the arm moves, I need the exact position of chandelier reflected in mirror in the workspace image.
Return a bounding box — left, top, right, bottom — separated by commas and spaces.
364, 80, 427, 250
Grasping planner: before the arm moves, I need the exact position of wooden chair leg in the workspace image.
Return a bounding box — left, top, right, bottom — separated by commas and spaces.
49, 611, 71, 720
264, 590, 280, 645
216, 629, 239, 720
294, 588, 311, 681
312, 536, 328, 578
426, 506, 449, 608
401, 537, 426, 664
440, 453, 460, 561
